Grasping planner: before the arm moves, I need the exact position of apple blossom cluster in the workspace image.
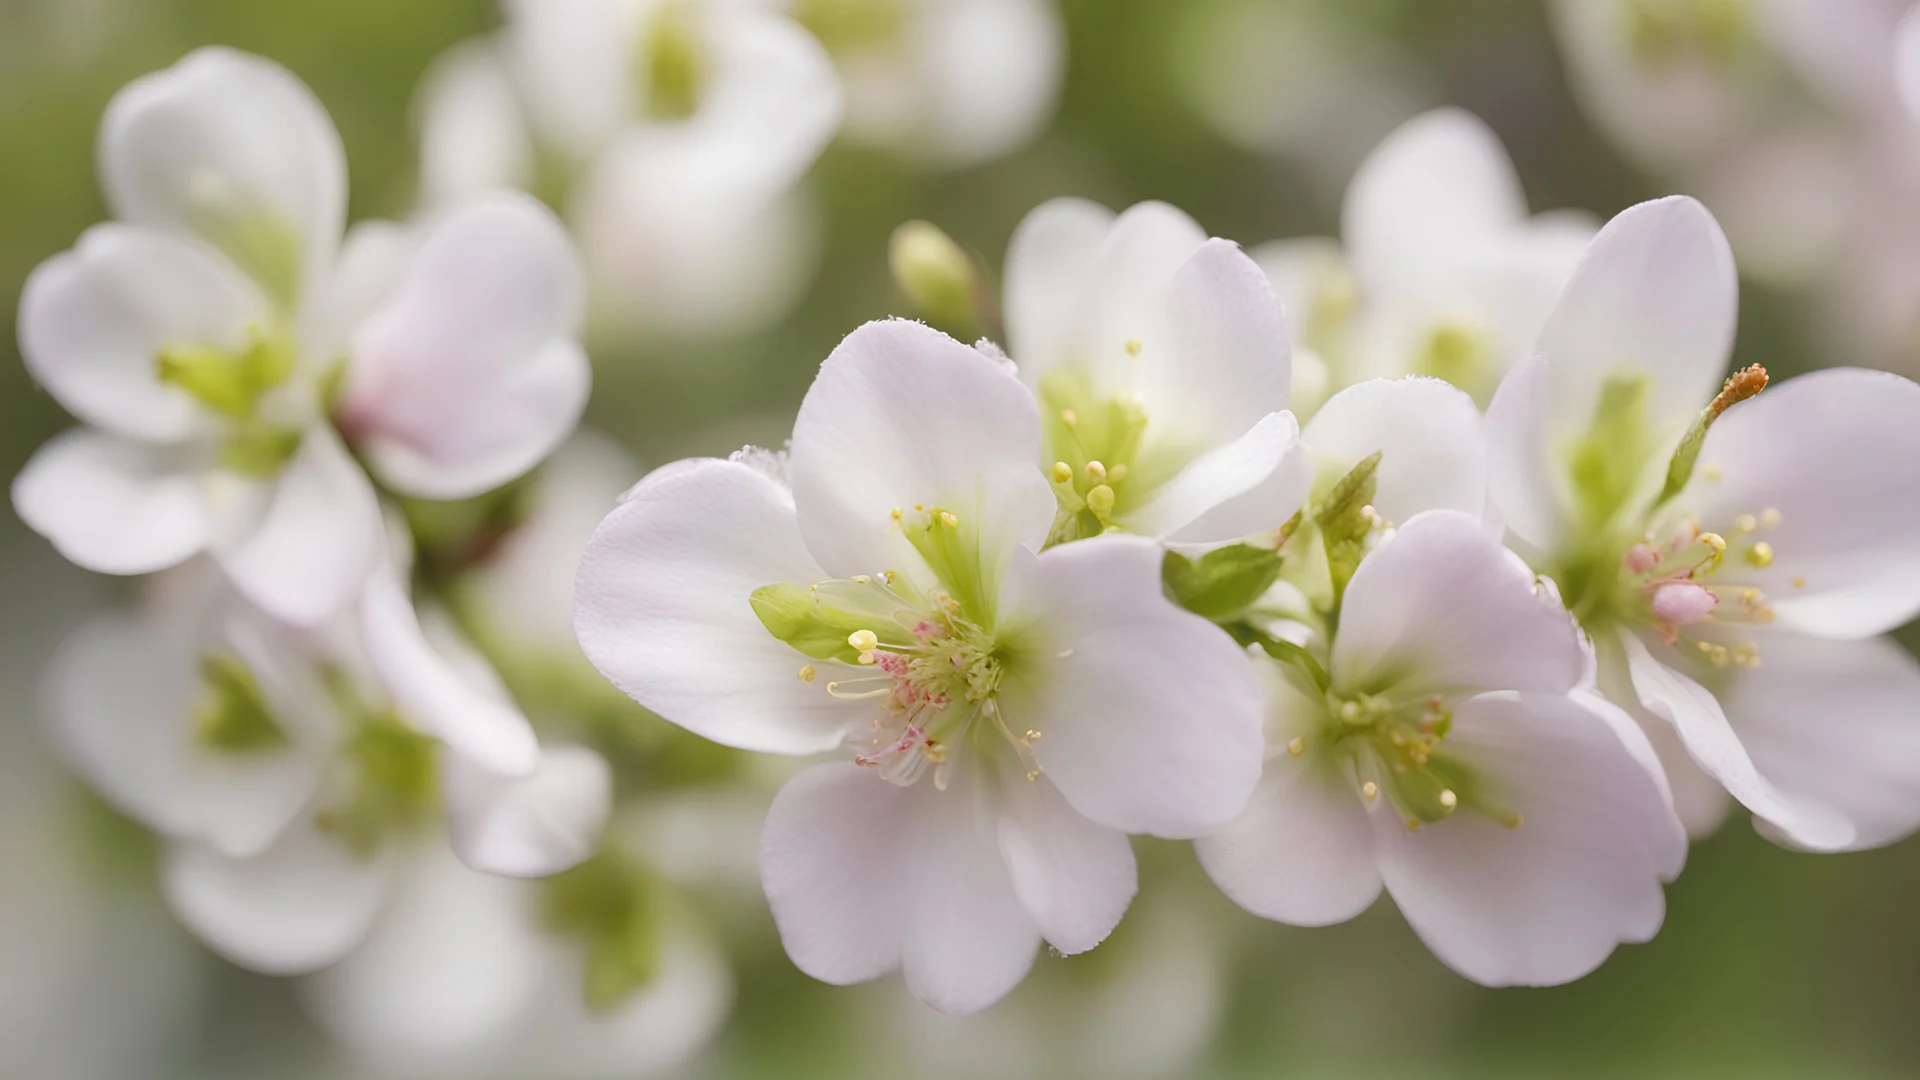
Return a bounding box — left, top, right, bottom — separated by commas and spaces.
576, 153, 1920, 1012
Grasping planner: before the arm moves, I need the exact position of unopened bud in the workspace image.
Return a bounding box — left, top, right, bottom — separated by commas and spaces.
889, 220, 979, 331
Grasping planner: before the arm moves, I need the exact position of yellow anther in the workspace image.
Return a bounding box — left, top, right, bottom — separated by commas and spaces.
1703, 463, 1723, 482
1085, 485, 1116, 516
1026, 770, 1041, 782
1286, 736, 1305, 756
1107, 463, 1129, 483
853, 574, 871, 584
1793, 576, 1807, 588
1060, 408, 1079, 427
1503, 812, 1524, 829
798, 665, 816, 683
1700, 532, 1727, 555
1051, 461, 1073, 484
939, 511, 959, 528
1745, 541, 1773, 568
890, 507, 903, 523
1085, 460, 1107, 483
1124, 338, 1142, 357
847, 630, 879, 659
1025, 730, 1043, 741
1438, 789, 1458, 812
1361, 781, 1379, 804
1406, 820, 1421, 832
1733, 514, 1757, 533
1760, 507, 1781, 529
1340, 700, 1363, 723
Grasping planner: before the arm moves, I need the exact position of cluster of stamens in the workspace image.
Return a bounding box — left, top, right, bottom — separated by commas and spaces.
1295, 691, 1517, 831
1624, 507, 1792, 667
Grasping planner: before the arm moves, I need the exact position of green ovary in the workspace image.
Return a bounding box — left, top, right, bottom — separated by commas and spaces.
1038, 367, 1188, 544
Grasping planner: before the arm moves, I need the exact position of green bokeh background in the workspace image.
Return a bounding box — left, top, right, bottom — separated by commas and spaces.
2, 1, 1916, 1076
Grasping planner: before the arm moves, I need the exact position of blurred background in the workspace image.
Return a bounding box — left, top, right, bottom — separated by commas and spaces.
6, 0, 1920, 1077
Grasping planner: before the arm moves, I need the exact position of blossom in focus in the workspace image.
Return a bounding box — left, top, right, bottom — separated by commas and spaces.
1002, 198, 1309, 545
415, 0, 843, 336
1485, 194, 1920, 850
11, 48, 588, 626
1253, 109, 1595, 412
1198, 510, 1686, 986
575, 319, 1265, 1013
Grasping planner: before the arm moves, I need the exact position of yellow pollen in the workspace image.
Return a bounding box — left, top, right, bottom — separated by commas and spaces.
1406, 820, 1421, 832
1760, 507, 1782, 529
1026, 769, 1041, 782
1051, 461, 1073, 484
1286, 736, 1305, 756
798, 664, 816, 683
1504, 812, 1524, 829
1060, 408, 1079, 427
1085, 485, 1116, 515
1703, 463, 1723, 482
1793, 576, 1806, 588
1361, 781, 1379, 803
939, 511, 959, 528
1745, 541, 1774, 568
1438, 789, 1458, 812
847, 630, 879, 662
890, 508, 903, 523
1124, 338, 1142, 357
1107, 463, 1129, 483
1025, 730, 1043, 741
1085, 460, 1107, 483
1700, 532, 1727, 555
1733, 514, 1757, 533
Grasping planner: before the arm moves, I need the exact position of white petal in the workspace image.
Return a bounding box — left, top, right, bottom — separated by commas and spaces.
1342, 108, 1527, 292
500, 0, 631, 159
1003, 197, 1118, 376
996, 772, 1136, 955
1127, 411, 1311, 543
99, 47, 346, 297
1006, 535, 1265, 838
343, 192, 588, 500
1899, 5, 1920, 125
162, 816, 393, 975
43, 612, 325, 858
304, 220, 419, 366
788, 319, 1055, 580
443, 744, 612, 878
299, 844, 545, 1067
900, 762, 1041, 1015
18, 224, 267, 441
1195, 753, 1383, 927
1677, 368, 1920, 638
215, 425, 382, 627
415, 38, 533, 207
1719, 632, 1920, 851
1333, 510, 1586, 698
1618, 630, 1855, 851
359, 560, 540, 779
1534, 196, 1737, 444
13, 430, 211, 576
1484, 353, 1569, 552
573, 457, 867, 755
1052, 202, 1210, 394
1303, 376, 1488, 523
1141, 237, 1293, 442
1376, 691, 1684, 987
910, 0, 1064, 167
690, 8, 845, 195
758, 762, 910, 988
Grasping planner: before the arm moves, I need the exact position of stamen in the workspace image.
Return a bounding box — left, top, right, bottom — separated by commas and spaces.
1124, 338, 1142, 357
1287, 735, 1305, 756
798, 664, 816, 683
1085, 460, 1107, 483
1745, 541, 1773, 568
1051, 461, 1073, 484
1085, 485, 1115, 517
1361, 781, 1379, 804
1060, 408, 1078, 427
938, 511, 959, 529
1760, 507, 1782, 529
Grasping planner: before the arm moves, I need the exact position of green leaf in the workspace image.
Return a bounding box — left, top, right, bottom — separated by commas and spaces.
1312, 450, 1381, 602
1162, 544, 1283, 622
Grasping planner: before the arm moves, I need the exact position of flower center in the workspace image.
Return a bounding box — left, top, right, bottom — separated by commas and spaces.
638, 2, 708, 121
192, 651, 292, 753
1039, 363, 1188, 543
1296, 688, 1519, 831
1413, 320, 1497, 402
154, 324, 306, 477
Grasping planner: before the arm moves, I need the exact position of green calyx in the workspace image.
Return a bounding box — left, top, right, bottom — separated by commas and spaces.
1162, 544, 1283, 623
1312, 450, 1381, 607
641, 3, 708, 120
1040, 368, 1182, 545
795, 0, 907, 56
540, 848, 665, 1013
751, 580, 912, 665
192, 652, 292, 753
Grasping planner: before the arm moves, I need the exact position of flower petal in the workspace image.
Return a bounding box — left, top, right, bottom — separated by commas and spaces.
1142, 236, 1293, 440
1342, 108, 1527, 293
13, 430, 212, 576
691, 7, 845, 195
1127, 411, 1311, 543
1195, 752, 1383, 927
1303, 376, 1487, 523
343, 192, 588, 500
360, 561, 540, 779
1484, 353, 1569, 552
500, 0, 631, 159
162, 815, 393, 975
1618, 629, 1855, 851
910, 0, 1064, 167
1677, 368, 1920, 639
1533, 196, 1737, 444
1003, 197, 1118, 377
759, 762, 910, 988
996, 771, 1137, 956
1333, 510, 1585, 698
573, 457, 867, 755
18, 224, 267, 441
1006, 535, 1265, 838
1718, 631, 1920, 851
788, 319, 1055, 580
415, 38, 533, 207
100, 47, 346, 299
443, 744, 612, 878
1375, 691, 1684, 987
1052, 202, 1210, 393
215, 424, 382, 627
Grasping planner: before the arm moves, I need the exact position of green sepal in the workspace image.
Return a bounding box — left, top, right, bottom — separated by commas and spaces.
750, 582, 898, 664
1312, 450, 1381, 603
193, 652, 291, 753
1162, 544, 1282, 623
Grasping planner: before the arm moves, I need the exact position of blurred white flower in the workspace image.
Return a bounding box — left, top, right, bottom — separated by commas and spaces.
1253, 109, 1595, 412
44, 552, 610, 974
1485, 195, 1920, 851
1002, 199, 1311, 545
12, 48, 588, 626
415, 0, 843, 336
1198, 511, 1687, 987
575, 319, 1265, 1013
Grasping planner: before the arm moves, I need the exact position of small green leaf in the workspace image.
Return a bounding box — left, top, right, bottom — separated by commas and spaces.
1162, 544, 1283, 622
1313, 450, 1381, 602
1226, 623, 1330, 694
